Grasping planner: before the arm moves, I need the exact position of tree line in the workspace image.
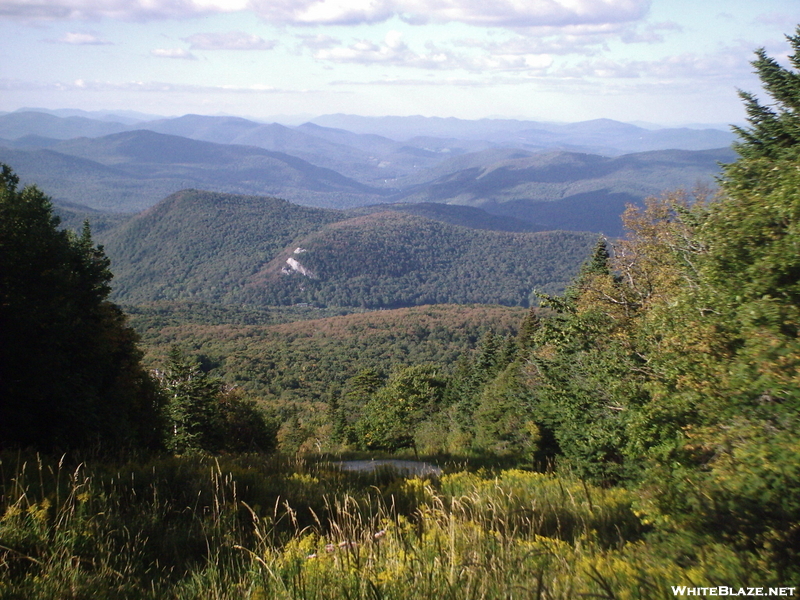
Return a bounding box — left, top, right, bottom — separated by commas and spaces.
0, 173, 275, 454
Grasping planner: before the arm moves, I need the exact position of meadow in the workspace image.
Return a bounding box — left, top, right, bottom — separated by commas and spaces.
0, 452, 769, 599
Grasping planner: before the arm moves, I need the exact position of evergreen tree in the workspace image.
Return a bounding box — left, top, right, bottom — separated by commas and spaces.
160, 347, 277, 454
161, 347, 222, 453
731, 26, 800, 161
0, 164, 163, 450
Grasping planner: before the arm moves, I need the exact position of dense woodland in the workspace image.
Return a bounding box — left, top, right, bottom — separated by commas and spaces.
93, 189, 596, 308
1, 29, 800, 597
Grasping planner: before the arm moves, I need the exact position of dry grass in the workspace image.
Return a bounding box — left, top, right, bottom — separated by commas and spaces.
0, 453, 761, 599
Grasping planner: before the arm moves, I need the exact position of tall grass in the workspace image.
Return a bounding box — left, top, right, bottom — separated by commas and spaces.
0, 452, 765, 599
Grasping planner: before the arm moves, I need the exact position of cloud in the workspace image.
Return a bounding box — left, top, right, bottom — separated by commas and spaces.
558, 48, 753, 80
0, 77, 310, 94
455, 33, 608, 57
0, 0, 651, 29
619, 21, 682, 44
297, 34, 342, 51
0, 0, 245, 21
249, 0, 652, 28
250, 0, 651, 28
49, 31, 112, 45
311, 31, 456, 69
185, 31, 277, 50
310, 30, 553, 72
151, 48, 198, 60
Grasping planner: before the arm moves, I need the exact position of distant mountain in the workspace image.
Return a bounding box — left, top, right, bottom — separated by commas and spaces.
0, 110, 736, 232
349, 202, 539, 232
393, 147, 736, 235
138, 115, 448, 183
311, 114, 542, 141
1, 111, 735, 179
0, 111, 129, 139
310, 114, 735, 155
98, 190, 596, 308
0, 145, 179, 213
0, 130, 387, 211
1, 135, 63, 149
14, 107, 162, 124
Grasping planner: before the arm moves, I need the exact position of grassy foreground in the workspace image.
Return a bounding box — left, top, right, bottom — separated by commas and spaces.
0, 453, 772, 599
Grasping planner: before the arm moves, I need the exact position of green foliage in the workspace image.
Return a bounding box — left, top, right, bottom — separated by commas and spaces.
126, 303, 524, 453
495, 30, 800, 577
471, 362, 539, 459
0, 163, 163, 451
94, 190, 596, 308
356, 365, 446, 452
0, 455, 777, 598
252, 212, 597, 308
99, 189, 345, 303
731, 26, 800, 161
161, 347, 277, 454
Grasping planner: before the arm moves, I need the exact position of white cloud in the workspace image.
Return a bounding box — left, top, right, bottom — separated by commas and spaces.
455, 34, 607, 57
50, 31, 112, 45
234, 0, 651, 29
310, 30, 554, 72
185, 31, 277, 50
297, 34, 342, 51
558, 48, 753, 80
151, 48, 198, 60
0, 77, 309, 94
312, 31, 455, 68
0, 0, 651, 28
0, 0, 244, 21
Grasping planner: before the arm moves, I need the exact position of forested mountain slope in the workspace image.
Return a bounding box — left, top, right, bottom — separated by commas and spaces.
99, 190, 595, 308
0, 130, 388, 211
128, 303, 526, 414
242, 211, 595, 307
0, 118, 731, 233
0, 111, 129, 139
390, 147, 734, 235
100, 189, 347, 302
349, 202, 539, 232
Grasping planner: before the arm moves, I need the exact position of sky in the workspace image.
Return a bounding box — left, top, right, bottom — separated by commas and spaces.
0, 0, 798, 125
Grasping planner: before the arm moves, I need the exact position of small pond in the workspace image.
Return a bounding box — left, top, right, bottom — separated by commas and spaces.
336, 459, 442, 477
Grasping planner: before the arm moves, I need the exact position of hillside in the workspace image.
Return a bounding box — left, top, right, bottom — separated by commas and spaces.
349, 202, 539, 232
393, 147, 735, 235
128, 302, 526, 408
98, 190, 595, 308
242, 211, 595, 307
99, 189, 347, 301
0, 130, 387, 211
0, 113, 733, 229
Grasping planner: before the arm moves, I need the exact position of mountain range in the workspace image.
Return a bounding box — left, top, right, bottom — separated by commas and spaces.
0, 108, 738, 307
0, 110, 735, 235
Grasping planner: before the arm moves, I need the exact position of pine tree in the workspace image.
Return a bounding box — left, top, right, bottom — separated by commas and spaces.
730, 26, 800, 161
0, 164, 163, 450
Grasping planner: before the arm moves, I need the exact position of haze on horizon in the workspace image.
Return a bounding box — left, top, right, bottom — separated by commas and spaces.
1, 0, 798, 127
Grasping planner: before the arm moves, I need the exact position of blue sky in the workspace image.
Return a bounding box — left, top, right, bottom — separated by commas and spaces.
1, 0, 798, 125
